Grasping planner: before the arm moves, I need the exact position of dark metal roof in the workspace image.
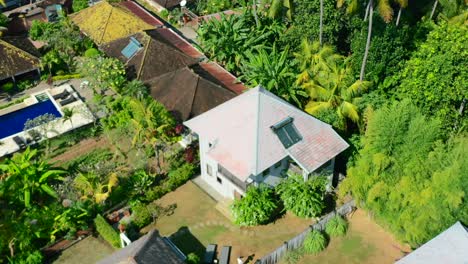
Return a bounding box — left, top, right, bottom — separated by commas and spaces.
198, 62, 245, 95
154, 28, 204, 59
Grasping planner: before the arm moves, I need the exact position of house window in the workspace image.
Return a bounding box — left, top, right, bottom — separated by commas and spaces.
217, 177, 222, 184
207, 164, 212, 176
271, 117, 302, 149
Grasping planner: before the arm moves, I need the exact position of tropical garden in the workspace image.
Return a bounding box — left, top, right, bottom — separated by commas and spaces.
196, 0, 468, 253
0, 11, 199, 264
0, 0, 466, 262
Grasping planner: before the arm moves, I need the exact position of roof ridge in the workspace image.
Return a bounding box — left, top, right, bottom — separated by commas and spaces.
252, 89, 261, 175
99, 4, 114, 45
136, 35, 151, 79
188, 67, 200, 118
0, 39, 40, 63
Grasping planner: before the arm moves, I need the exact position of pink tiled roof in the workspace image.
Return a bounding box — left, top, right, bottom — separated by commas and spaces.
120, 1, 165, 27
184, 86, 349, 181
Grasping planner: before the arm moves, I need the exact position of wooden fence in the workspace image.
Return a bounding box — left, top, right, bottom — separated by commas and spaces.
256, 200, 356, 264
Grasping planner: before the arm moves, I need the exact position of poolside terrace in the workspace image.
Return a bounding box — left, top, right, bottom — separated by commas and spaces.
0, 84, 95, 157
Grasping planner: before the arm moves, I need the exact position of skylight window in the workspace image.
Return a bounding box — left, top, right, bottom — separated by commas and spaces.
271, 117, 302, 148
121, 37, 143, 59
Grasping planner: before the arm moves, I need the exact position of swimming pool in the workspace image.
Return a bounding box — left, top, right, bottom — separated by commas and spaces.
0, 99, 62, 140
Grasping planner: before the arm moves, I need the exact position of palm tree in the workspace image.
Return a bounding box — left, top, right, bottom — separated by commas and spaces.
297, 46, 371, 128
241, 45, 307, 106
430, 0, 439, 19
319, 0, 324, 45
338, 0, 394, 81
395, 0, 408, 26
41, 50, 61, 76
0, 148, 66, 207
62, 107, 75, 129
0, 0, 5, 6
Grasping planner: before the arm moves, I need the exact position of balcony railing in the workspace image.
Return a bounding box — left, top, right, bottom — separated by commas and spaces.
217, 165, 249, 192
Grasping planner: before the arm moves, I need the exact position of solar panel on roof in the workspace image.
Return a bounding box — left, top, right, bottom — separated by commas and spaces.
121, 37, 143, 59
271, 117, 302, 149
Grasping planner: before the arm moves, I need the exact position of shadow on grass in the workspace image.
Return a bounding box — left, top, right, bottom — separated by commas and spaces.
169, 226, 206, 259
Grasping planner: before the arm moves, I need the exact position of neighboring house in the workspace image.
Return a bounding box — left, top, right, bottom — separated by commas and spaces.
99, 28, 202, 82
147, 62, 244, 122
97, 230, 186, 264
70, 1, 154, 45
0, 36, 41, 84
396, 221, 468, 264
184, 86, 349, 199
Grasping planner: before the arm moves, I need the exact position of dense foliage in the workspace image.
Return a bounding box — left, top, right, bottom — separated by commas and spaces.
395, 22, 467, 130
231, 185, 279, 226
341, 100, 468, 247
325, 215, 348, 237
276, 174, 326, 218
303, 230, 327, 254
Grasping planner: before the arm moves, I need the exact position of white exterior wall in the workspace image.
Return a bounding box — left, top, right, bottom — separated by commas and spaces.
198, 136, 245, 199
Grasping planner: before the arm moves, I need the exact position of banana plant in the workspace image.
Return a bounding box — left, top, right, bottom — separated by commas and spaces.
0, 148, 66, 208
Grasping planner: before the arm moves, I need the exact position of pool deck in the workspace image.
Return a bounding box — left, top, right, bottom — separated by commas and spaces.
0, 84, 95, 158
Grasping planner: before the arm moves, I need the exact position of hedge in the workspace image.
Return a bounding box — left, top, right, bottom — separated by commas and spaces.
94, 214, 121, 248
52, 73, 82, 81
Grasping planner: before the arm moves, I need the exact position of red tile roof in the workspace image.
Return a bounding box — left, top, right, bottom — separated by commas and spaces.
156, 28, 204, 59
199, 62, 245, 95
119, 0, 164, 27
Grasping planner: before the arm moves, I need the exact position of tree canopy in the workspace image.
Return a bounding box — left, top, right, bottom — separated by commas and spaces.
341, 100, 468, 247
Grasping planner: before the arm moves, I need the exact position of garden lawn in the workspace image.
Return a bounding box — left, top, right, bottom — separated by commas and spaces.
290, 209, 410, 264
52, 236, 115, 264
142, 181, 312, 263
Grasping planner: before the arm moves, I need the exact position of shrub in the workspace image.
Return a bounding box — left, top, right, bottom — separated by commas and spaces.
282, 248, 304, 264
303, 230, 327, 254
1, 82, 14, 93
325, 215, 348, 237
185, 252, 200, 264
167, 163, 195, 189
84, 48, 100, 58
52, 73, 82, 81
276, 174, 327, 218
131, 202, 161, 228
231, 185, 279, 226
94, 214, 121, 248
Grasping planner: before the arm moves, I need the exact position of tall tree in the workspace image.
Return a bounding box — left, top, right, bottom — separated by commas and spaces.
295, 42, 371, 129
394, 0, 408, 26
338, 0, 394, 81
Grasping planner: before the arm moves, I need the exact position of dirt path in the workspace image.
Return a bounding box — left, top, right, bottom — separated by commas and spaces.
51, 137, 110, 164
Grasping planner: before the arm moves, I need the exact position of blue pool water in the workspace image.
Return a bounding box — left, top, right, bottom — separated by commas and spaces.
0, 99, 62, 139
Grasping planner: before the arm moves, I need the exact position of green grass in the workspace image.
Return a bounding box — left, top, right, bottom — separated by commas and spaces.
52, 236, 115, 264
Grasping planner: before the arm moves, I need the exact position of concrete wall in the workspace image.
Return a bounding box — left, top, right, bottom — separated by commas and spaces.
198, 136, 245, 199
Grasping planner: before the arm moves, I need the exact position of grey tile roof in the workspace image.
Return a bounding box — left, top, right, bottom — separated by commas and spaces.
396, 221, 468, 264
97, 230, 185, 264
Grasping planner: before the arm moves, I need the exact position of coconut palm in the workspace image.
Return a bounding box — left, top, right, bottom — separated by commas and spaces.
299, 49, 371, 127
319, 0, 324, 45
338, 0, 394, 81
0, 148, 66, 207
395, 0, 408, 26
430, 0, 439, 19
294, 40, 341, 85
62, 107, 75, 128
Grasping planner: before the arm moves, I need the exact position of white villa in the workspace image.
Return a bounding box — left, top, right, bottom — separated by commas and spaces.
184, 86, 349, 200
